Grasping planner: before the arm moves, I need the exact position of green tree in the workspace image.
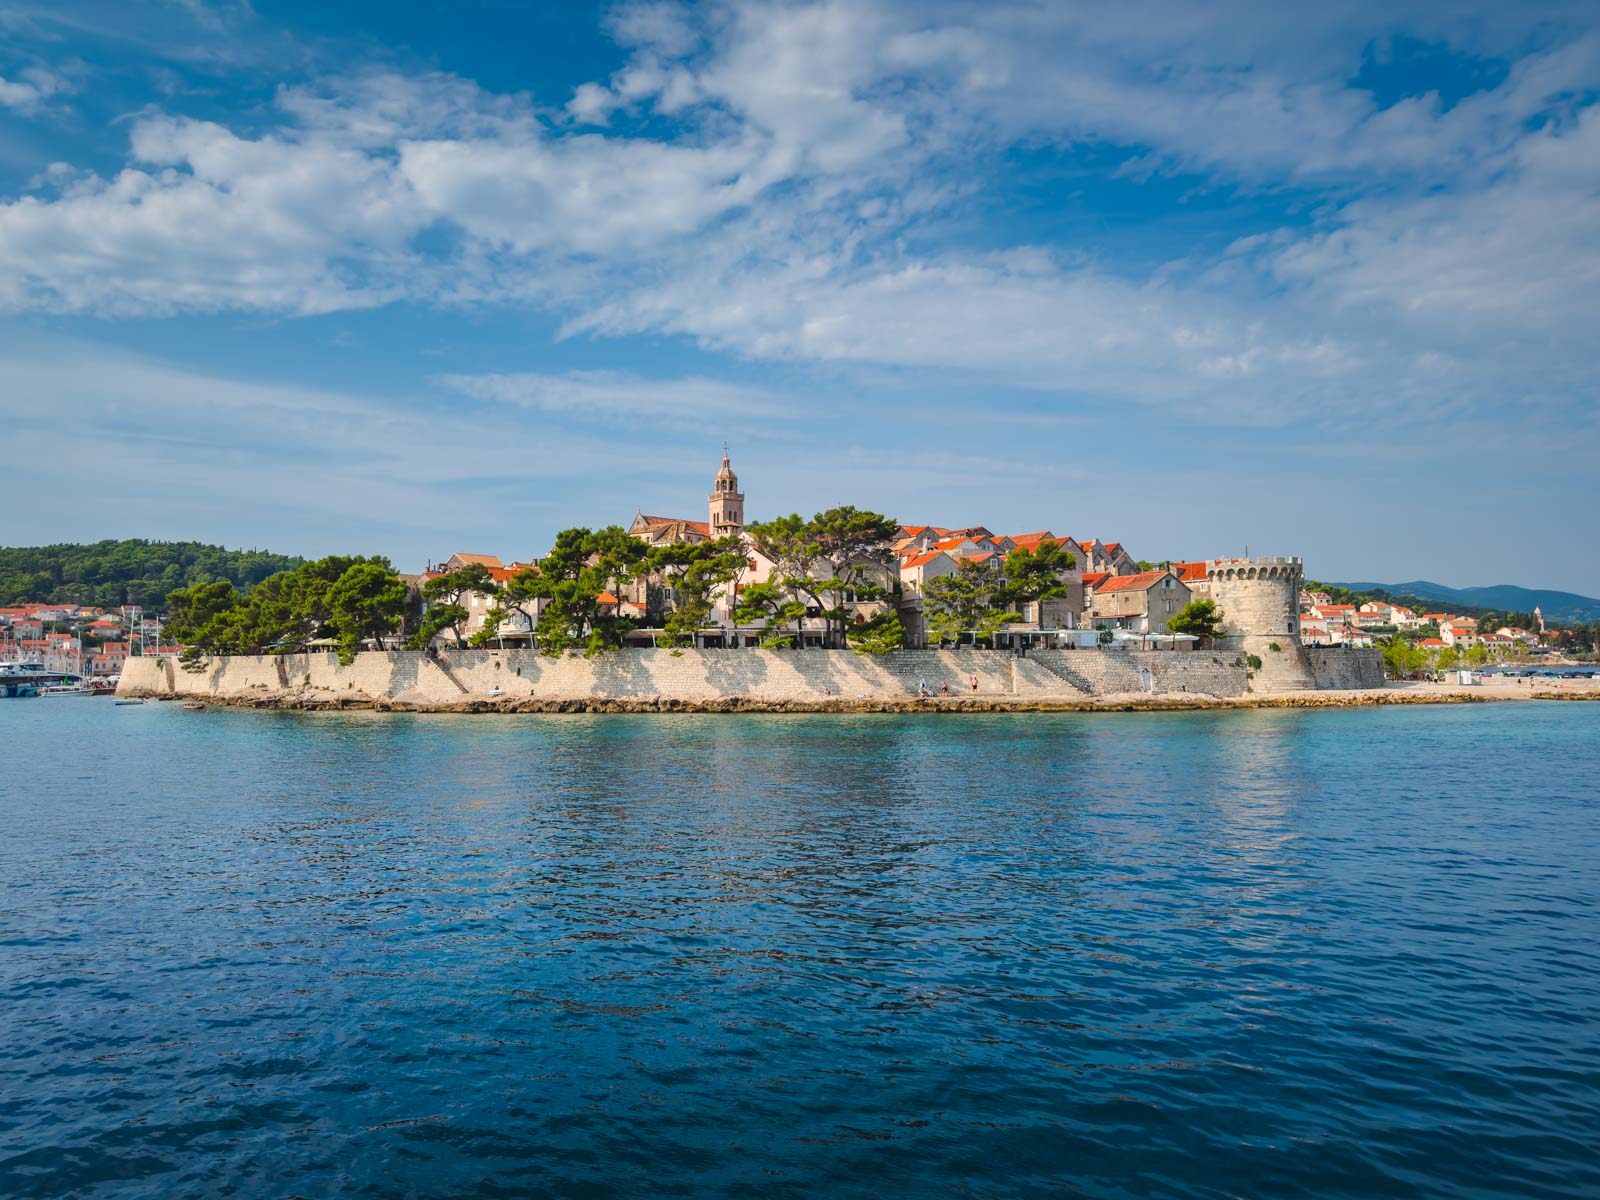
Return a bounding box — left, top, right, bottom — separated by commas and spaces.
472, 565, 543, 648
326, 562, 407, 663
1381, 635, 1426, 679
923, 560, 1018, 647
746, 513, 825, 646
165, 555, 398, 662
1167, 598, 1223, 643
407, 562, 496, 649
524, 526, 649, 657
806, 506, 899, 648
998, 539, 1076, 616
732, 580, 807, 649
651, 536, 748, 649
847, 611, 904, 656
164, 579, 243, 664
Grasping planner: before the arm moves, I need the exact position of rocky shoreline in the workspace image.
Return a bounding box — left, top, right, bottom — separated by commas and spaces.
118, 687, 1599, 714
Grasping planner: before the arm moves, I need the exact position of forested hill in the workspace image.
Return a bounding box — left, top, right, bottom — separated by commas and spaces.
0, 540, 305, 610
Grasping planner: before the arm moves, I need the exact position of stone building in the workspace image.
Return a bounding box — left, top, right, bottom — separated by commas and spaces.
1077, 538, 1139, 575
1087, 570, 1191, 633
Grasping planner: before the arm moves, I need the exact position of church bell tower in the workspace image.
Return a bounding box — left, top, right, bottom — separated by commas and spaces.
708, 447, 744, 538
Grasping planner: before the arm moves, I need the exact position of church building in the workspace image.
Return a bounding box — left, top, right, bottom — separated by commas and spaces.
628, 450, 745, 547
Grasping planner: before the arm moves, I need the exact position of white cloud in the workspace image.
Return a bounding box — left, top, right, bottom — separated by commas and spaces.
0, 335, 734, 559
0, 65, 68, 111
0, 0, 1594, 446
435, 369, 786, 424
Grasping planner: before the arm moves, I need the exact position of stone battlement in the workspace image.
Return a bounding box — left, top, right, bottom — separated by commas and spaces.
1204, 556, 1304, 579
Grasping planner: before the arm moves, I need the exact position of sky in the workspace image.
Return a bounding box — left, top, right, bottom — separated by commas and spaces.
1, 1, 1596, 592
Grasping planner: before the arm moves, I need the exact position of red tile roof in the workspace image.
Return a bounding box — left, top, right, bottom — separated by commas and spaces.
1093, 570, 1171, 594
638, 516, 712, 536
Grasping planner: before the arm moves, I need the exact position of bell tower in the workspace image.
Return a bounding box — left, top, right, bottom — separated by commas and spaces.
708, 446, 744, 538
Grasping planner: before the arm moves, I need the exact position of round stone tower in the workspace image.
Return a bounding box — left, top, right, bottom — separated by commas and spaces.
708, 449, 744, 538
1205, 556, 1314, 690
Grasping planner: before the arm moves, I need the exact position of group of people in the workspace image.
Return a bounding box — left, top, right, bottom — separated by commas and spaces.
917, 675, 980, 698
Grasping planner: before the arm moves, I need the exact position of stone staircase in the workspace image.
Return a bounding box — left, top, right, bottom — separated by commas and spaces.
1015, 652, 1096, 696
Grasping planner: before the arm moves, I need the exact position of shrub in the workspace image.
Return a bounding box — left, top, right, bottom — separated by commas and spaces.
1269, 642, 1282, 652
1247, 654, 1263, 669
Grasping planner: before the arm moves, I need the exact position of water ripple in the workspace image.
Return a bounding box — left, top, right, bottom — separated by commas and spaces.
2, 702, 1598, 1198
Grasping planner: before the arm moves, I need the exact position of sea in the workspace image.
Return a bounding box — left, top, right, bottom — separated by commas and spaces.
2, 699, 1597, 1199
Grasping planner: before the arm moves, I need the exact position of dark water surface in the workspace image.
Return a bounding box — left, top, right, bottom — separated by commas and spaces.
2, 701, 1597, 1198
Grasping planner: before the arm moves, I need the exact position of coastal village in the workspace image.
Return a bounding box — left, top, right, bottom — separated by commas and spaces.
0, 452, 1582, 688
401, 453, 1568, 666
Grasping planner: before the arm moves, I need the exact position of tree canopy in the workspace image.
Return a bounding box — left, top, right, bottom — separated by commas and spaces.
165, 556, 406, 665
999, 539, 1076, 608
922, 560, 1019, 647
746, 507, 898, 648
1167, 598, 1223, 642
0, 539, 304, 610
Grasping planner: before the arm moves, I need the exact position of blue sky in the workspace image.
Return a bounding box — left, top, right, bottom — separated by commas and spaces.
1, 1, 1597, 592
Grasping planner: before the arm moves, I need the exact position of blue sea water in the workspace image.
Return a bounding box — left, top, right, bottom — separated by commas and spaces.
1, 700, 1597, 1199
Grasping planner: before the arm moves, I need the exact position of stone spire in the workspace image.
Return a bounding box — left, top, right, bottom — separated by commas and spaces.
708, 447, 744, 537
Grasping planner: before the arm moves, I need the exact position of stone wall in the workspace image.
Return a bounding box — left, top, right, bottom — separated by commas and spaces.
119, 646, 1255, 704
1306, 647, 1384, 690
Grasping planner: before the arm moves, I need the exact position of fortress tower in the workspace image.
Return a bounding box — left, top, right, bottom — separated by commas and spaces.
1205, 556, 1315, 690
708, 449, 744, 538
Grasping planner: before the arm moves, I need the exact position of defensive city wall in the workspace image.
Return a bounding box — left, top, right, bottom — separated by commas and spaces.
118, 644, 1380, 708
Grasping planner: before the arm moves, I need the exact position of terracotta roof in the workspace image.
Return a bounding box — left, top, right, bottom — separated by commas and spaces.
901, 550, 949, 570
1419, 638, 1447, 646
1082, 572, 1112, 589
597, 592, 620, 605
1173, 561, 1208, 582
637, 515, 712, 536
450, 553, 505, 568
1092, 570, 1171, 594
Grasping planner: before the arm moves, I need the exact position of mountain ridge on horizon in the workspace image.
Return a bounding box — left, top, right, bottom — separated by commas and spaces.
1330, 580, 1600, 625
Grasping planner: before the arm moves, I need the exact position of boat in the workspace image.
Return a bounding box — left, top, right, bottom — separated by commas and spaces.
181, 702, 205, 710
41, 684, 92, 696
114, 699, 144, 706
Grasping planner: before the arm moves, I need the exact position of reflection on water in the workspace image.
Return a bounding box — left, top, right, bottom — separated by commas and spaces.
2, 703, 1598, 1198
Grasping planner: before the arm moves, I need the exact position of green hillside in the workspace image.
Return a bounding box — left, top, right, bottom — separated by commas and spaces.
0, 540, 305, 611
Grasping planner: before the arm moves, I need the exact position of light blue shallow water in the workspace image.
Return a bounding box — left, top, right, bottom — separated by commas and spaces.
1, 700, 1597, 1199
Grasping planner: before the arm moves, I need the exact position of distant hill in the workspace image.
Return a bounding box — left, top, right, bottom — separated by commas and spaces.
0, 539, 305, 611
1333, 580, 1600, 626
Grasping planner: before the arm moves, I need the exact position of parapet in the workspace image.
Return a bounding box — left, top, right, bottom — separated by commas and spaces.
1204, 556, 1304, 581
